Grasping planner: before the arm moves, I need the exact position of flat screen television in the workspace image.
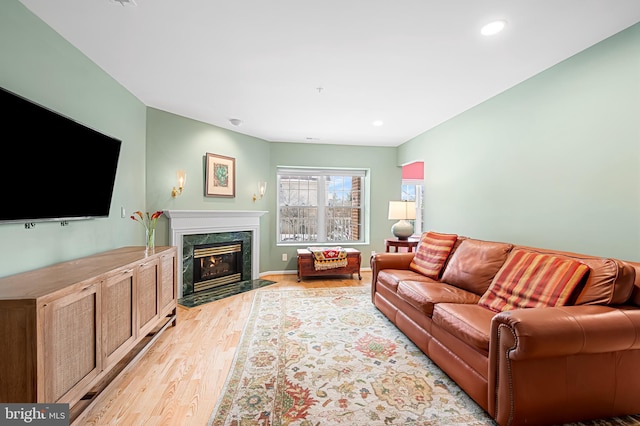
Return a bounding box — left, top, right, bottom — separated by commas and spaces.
0, 86, 122, 224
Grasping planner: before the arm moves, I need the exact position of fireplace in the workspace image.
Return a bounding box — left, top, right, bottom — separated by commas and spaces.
192, 241, 244, 292
180, 231, 252, 297
164, 210, 267, 298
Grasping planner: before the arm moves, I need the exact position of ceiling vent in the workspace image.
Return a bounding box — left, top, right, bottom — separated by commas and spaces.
109, 0, 137, 6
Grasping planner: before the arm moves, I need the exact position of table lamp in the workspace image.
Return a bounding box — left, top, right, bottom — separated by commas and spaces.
388, 201, 416, 240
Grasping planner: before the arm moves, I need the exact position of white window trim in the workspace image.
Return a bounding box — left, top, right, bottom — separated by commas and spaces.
402, 179, 424, 236
277, 166, 369, 246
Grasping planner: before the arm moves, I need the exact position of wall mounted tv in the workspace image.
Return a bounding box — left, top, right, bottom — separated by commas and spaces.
0, 86, 122, 224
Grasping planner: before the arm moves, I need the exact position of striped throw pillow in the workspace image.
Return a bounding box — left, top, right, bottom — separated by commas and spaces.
478, 249, 590, 313
409, 232, 458, 279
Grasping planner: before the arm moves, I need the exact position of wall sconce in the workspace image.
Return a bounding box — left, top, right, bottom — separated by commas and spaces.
388, 200, 416, 240
171, 170, 187, 198
253, 181, 267, 202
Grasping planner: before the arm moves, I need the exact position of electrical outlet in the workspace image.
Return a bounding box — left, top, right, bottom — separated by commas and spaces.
121, 207, 126, 218
282, 253, 288, 261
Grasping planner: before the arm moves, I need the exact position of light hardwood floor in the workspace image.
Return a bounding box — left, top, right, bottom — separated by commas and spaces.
78, 272, 371, 425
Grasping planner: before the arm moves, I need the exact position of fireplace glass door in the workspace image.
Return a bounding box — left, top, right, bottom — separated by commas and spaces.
192, 241, 243, 293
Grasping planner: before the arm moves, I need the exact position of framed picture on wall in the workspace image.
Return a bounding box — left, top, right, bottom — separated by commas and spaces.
205, 152, 236, 197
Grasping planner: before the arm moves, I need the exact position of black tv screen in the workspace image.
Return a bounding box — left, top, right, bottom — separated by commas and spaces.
0, 87, 122, 224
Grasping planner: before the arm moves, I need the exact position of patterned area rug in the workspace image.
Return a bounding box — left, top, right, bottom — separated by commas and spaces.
209, 286, 492, 425
208, 287, 640, 426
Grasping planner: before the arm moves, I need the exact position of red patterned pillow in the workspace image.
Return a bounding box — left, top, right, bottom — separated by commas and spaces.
409, 232, 458, 279
478, 249, 590, 312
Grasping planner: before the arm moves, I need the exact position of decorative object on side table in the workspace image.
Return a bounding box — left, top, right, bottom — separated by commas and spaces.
131, 210, 164, 252
388, 200, 416, 240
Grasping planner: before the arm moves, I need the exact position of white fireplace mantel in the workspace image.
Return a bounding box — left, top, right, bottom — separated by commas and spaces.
164, 210, 267, 298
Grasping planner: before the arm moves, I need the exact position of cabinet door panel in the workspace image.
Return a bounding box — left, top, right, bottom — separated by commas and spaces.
0, 301, 36, 402
43, 284, 100, 403
103, 268, 135, 366
159, 252, 176, 316
137, 259, 159, 335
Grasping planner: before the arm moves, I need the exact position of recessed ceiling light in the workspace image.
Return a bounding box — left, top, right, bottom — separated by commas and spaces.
372, 120, 384, 127
229, 118, 242, 126
481, 20, 507, 36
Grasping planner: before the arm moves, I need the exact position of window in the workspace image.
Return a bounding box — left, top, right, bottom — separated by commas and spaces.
401, 161, 424, 235
277, 167, 366, 244
401, 180, 424, 235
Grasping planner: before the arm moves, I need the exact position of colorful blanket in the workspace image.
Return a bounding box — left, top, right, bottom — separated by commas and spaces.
307, 246, 348, 271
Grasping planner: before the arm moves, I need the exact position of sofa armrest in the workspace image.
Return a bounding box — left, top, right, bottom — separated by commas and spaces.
370, 252, 415, 271
488, 305, 640, 425
491, 305, 640, 359
370, 252, 415, 297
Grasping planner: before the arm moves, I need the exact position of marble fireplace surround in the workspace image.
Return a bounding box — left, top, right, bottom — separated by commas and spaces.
164, 210, 267, 298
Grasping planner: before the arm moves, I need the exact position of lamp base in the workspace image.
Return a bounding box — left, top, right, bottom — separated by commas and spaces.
391, 220, 414, 240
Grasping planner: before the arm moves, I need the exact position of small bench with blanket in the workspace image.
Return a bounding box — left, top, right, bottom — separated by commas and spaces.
296, 247, 362, 282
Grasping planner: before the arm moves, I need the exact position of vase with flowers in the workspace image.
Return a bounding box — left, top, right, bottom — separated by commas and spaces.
131, 210, 164, 252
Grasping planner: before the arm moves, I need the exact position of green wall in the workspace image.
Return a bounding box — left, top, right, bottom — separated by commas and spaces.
266, 142, 401, 271
399, 23, 640, 261
145, 108, 272, 271
0, 1, 401, 278
144, 111, 401, 272
1, 0, 638, 281
0, 1, 147, 277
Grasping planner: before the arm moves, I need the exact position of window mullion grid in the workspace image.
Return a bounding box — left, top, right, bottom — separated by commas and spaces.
277, 169, 366, 244
317, 176, 326, 242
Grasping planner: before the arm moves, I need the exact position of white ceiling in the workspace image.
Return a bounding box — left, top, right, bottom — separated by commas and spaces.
19, 0, 640, 147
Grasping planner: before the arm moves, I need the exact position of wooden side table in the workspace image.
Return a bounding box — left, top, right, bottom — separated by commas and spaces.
385, 237, 420, 253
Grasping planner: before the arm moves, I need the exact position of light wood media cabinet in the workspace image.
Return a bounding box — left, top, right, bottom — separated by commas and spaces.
0, 246, 178, 424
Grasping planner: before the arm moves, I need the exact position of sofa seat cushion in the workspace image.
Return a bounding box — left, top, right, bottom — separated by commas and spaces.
410, 231, 458, 279
377, 269, 434, 292
479, 249, 590, 313
397, 280, 481, 316
441, 238, 513, 295
432, 303, 495, 353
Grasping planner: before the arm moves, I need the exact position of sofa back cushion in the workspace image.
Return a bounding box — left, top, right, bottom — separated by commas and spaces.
441, 235, 467, 272
516, 245, 636, 305
409, 231, 458, 279
626, 262, 640, 307
478, 249, 590, 312
441, 239, 513, 295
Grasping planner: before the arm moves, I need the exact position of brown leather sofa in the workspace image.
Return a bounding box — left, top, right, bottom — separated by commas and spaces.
370, 233, 640, 426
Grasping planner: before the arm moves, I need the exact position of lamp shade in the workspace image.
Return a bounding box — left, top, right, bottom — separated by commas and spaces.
258, 181, 267, 197
177, 170, 187, 188
388, 201, 416, 220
